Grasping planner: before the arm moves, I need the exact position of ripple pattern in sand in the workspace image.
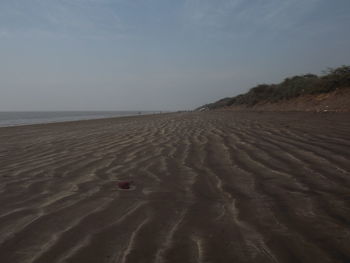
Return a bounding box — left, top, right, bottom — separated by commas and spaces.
0, 112, 350, 263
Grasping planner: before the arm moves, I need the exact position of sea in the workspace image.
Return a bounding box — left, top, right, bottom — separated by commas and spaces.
0, 111, 159, 127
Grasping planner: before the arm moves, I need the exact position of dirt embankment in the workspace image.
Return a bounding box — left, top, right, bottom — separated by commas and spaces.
225, 87, 350, 112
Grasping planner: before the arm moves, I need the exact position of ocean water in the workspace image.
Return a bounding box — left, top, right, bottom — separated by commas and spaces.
0, 111, 158, 127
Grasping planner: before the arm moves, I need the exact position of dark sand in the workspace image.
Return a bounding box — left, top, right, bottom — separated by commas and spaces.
0, 112, 350, 263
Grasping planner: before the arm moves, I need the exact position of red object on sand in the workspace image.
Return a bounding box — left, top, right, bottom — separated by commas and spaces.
118, 181, 131, 189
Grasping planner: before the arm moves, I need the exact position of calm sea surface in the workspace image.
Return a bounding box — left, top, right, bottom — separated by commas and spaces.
0, 111, 158, 127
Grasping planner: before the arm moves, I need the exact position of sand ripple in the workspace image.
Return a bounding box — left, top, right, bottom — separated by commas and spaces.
0, 112, 350, 263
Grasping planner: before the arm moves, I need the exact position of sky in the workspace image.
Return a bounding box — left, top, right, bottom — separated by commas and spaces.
1, 0, 350, 111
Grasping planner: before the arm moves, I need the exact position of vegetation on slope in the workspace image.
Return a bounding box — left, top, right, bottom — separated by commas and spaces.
198, 65, 350, 110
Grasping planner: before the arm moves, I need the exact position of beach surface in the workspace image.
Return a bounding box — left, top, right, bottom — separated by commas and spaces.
0, 112, 350, 263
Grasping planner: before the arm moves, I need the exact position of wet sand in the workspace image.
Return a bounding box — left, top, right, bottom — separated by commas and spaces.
0, 111, 350, 263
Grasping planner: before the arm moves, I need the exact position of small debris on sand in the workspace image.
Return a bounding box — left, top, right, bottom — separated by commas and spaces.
118, 181, 132, 190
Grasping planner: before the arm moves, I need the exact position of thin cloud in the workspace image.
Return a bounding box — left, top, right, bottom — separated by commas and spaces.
0, 0, 126, 38
183, 0, 325, 34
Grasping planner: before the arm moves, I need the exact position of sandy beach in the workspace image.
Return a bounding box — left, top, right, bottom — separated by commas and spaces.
0, 111, 349, 263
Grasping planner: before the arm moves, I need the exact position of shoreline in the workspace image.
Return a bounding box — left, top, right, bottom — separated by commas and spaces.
0, 112, 168, 129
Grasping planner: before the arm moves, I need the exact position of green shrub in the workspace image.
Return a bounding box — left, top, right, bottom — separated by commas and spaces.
199, 65, 350, 109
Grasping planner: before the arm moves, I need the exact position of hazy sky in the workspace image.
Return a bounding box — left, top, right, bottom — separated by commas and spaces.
1, 0, 350, 111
